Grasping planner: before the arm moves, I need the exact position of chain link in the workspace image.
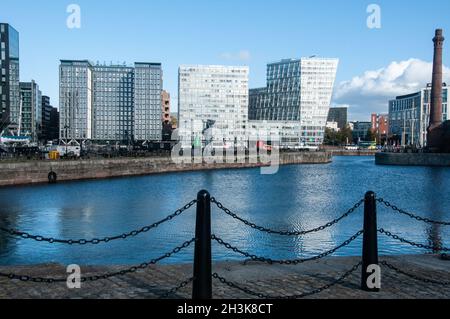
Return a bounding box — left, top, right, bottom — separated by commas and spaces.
381, 261, 450, 285
377, 198, 450, 226
212, 231, 363, 265
378, 228, 450, 251
211, 197, 364, 236
158, 277, 194, 299
0, 238, 195, 283
0, 200, 197, 245
212, 261, 362, 299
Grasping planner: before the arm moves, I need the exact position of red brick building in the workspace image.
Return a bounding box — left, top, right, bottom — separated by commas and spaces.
371, 113, 389, 144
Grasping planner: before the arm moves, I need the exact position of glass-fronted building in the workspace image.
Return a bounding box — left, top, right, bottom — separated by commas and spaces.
249, 57, 339, 147
388, 84, 448, 147
0, 23, 20, 132
59, 60, 162, 142
178, 65, 249, 146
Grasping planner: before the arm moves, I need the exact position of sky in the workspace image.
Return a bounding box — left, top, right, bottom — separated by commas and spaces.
2, 0, 450, 121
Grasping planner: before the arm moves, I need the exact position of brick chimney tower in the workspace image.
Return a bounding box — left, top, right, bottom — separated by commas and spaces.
429, 29, 445, 131
427, 29, 446, 150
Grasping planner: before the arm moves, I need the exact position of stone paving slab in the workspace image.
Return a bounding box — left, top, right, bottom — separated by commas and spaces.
0, 255, 449, 299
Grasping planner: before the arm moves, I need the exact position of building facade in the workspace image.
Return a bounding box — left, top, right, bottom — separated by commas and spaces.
162, 90, 171, 125
178, 65, 249, 146
41, 95, 59, 142
371, 113, 389, 144
0, 23, 20, 132
249, 57, 339, 147
19, 81, 41, 142
59, 60, 162, 142
351, 121, 372, 142
327, 107, 348, 130
388, 84, 448, 146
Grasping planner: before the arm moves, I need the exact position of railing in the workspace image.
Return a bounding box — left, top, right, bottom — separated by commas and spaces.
0, 190, 449, 299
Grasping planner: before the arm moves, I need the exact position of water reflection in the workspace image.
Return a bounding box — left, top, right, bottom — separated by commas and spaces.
0, 157, 449, 265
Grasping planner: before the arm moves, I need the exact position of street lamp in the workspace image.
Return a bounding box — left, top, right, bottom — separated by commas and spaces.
64, 125, 70, 157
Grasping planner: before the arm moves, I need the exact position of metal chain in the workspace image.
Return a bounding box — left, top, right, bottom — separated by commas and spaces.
0, 200, 197, 245
0, 238, 195, 283
381, 261, 450, 285
377, 198, 450, 226
212, 261, 362, 299
158, 277, 194, 299
211, 230, 364, 265
378, 228, 450, 251
210, 197, 364, 236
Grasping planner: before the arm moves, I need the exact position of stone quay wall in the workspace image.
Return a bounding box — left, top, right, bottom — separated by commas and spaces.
375, 152, 450, 167
0, 152, 332, 187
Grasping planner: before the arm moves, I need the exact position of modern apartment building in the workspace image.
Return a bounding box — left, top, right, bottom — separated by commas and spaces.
178, 65, 249, 146
249, 57, 339, 147
59, 60, 162, 142
0, 23, 20, 132
388, 83, 448, 146
19, 80, 41, 142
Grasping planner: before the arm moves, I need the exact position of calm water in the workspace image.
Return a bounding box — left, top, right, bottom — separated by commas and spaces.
0, 156, 449, 266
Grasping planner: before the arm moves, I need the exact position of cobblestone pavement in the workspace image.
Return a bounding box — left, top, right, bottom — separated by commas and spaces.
1, 255, 449, 299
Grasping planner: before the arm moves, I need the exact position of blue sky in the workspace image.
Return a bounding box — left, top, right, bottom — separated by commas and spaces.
2, 0, 450, 120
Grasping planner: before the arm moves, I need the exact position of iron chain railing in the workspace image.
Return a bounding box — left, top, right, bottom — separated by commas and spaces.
0, 200, 197, 245
0, 238, 195, 284
212, 261, 362, 299
211, 197, 364, 236
1, 189, 449, 299
377, 198, 450, 226
211, 230, 364, 265
378, 228, 450, 252
380, 261, 450, 286
158, 277, 194, 299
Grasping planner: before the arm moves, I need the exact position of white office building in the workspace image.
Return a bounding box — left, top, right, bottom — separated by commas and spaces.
59, 60, 162, 142
178, 65, 249, 146
388, 83, 448, 147
249, 57, 339, 147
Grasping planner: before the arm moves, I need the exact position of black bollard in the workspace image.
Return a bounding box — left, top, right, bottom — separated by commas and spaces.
192, 190, 212, 299
361, 191, 380, 292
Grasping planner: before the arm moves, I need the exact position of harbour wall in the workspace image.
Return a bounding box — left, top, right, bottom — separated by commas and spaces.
375, 152, 450, 167
0, 152, 332, 187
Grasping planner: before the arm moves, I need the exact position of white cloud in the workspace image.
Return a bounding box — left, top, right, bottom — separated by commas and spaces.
219, 50, 251, 61
333, 58, 450, 120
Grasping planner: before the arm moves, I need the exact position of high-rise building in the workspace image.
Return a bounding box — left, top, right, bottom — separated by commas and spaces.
19, 81, 41, 142
59, 60, 162, 142
388, 83, 448, 146
249, 57, 339, 147
134, 63, 163, 142
178, 65, 249, 146
0, 23, 20, 132
41, 95, 59, 142
327, 107, 348, 130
